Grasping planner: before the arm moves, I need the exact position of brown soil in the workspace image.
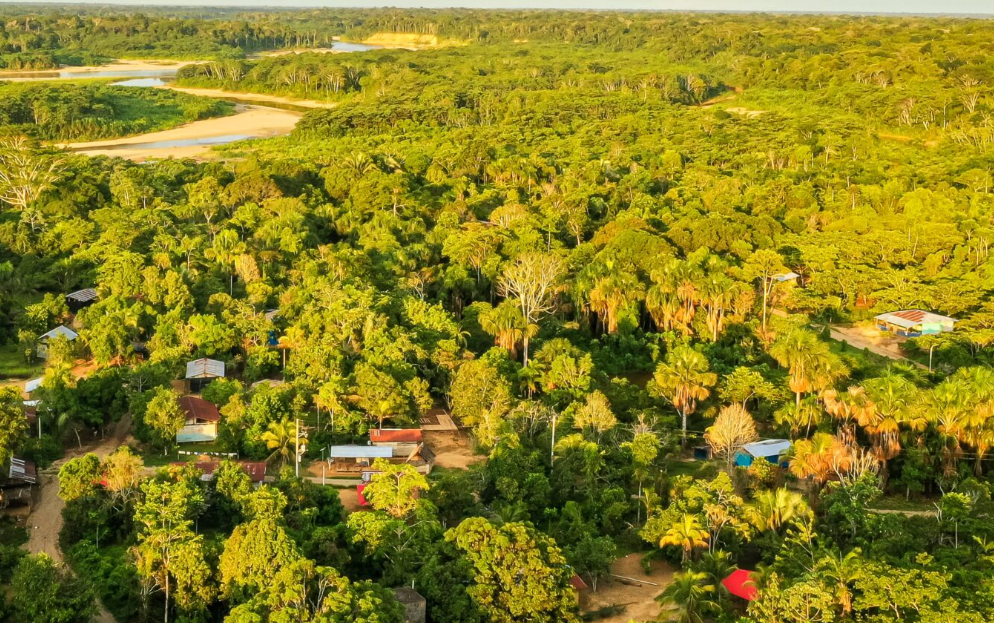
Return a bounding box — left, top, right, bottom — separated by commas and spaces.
423, 430, 484, 469
583, 553, 675, 623
338, 488, 363, 514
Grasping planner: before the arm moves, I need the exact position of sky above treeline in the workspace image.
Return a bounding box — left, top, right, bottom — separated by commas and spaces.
43, 0, 994, 15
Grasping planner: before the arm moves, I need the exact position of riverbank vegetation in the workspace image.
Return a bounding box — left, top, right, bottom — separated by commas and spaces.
0, 82, 234, 141
1, 7, 994, 623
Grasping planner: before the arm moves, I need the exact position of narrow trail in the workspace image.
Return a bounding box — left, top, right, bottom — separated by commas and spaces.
23, 413, 134, 623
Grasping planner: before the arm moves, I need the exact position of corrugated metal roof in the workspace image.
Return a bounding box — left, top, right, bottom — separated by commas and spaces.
24, 378, 43, 393
329, 445, 393, 459
185, 358, 225, 379
178, 396, 221, 423
742, 439, 792, 458
875, 310, 957, 329
40, 326, 78, 341
66, 288, 98, 303
370, 428, 423, 444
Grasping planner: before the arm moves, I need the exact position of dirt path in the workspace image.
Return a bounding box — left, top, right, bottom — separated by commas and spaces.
23, 413, 134, 623
583, 553, 674, 623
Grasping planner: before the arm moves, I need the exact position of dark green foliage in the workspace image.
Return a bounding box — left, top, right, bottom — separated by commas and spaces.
0, 82, 233, 141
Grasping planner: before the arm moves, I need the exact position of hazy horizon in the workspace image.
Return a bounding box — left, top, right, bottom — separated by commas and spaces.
13, 0, 994, 17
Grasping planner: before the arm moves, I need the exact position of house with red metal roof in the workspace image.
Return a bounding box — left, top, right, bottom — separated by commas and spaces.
875, 310, 956, 337
723, 569, 758, 601
177, 396, 220, 443
370, 428, 423, 446
170, 460, 267, 483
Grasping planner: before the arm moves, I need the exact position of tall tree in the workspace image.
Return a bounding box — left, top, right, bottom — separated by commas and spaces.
653, 345, 716, 446
498, 252, 564, 366
705, 404, 758, 474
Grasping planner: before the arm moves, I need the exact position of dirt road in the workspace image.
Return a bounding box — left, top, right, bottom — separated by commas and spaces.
22, 414, 134, 623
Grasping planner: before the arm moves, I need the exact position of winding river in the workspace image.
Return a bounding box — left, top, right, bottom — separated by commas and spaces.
0, 42, 378, 161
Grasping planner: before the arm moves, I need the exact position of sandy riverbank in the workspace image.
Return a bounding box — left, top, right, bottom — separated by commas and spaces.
0, 59, 199, 80
61, 104, 301, 161
161, 85, 336, 109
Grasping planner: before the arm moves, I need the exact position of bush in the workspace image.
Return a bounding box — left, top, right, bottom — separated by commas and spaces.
19, 435, 63, 468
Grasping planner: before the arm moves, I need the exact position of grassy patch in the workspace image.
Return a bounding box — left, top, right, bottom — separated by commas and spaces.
0, 342, 42, 380
142, 442, 231, 467
0, 517, 28, 547
869, 495, 937, 513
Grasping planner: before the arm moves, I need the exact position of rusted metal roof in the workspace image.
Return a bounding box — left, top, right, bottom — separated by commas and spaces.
370, 428, 423, 444
178, 396, 221, 423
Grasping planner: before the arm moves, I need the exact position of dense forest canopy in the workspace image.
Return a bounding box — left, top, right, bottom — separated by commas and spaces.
1, 7, 994, 623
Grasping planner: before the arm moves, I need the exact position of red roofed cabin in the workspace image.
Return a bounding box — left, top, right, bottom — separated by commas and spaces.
875, 310, 956, 337
370, 428, 423, 446
170, 461, 266, 484
177, 396, 220, 443
723, 569, 758, 601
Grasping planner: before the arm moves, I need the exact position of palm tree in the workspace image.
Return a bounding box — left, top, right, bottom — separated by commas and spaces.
657, 570, 716, 623
815, 551, 862, 616
769, 328, 847, 431
789, 433, 849, 499
588, 262, 644, 334
654, 345, 717, 446
775, 395, 824, 438
924, 377, 970, 476
953, 367, 994, 475
261, 419, 296, 467
860, 375, 920, 480
659, 513, 709, 564
479, 300, 527, 358
744, 488, 811, 534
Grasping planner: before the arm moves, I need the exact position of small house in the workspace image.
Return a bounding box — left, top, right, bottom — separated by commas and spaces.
37, 325, 78, 359
875, 310, 956, 337
177, 396, 220, 443
370, 428, 423, 446
570, 574, 591, 607
773, 272, 801, 283
24, 378, 43, 395
392, 587, 426, 623
7, 457, 37, 484
185, 358, 225, 392
722, 569, 758, 601
66, 288, 98, 312
169, 460, 266, 484
735, 439, 791, 468
329, 444, 434, 476
328, 445, 394, 474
